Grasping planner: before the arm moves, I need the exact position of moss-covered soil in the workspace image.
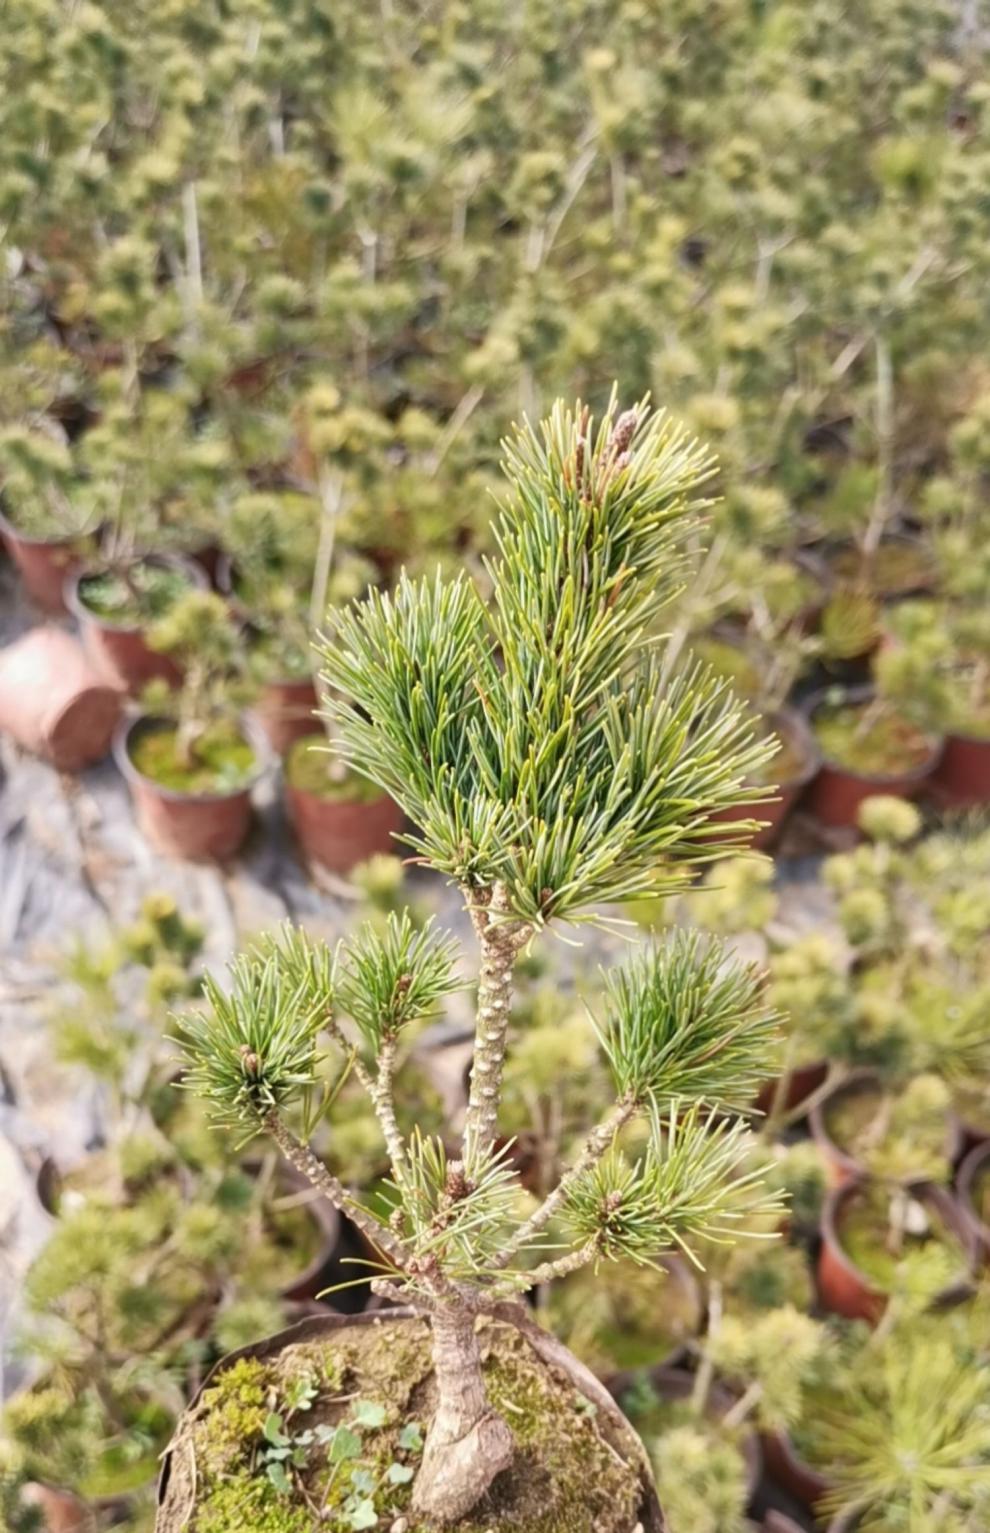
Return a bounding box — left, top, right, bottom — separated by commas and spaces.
129, 721, 257, 794
285, 734, 383, 802
838, 1184, 967, 1292
159, 1316, 648, 1533
77, 558, 194, 626
814, 701, 934, 775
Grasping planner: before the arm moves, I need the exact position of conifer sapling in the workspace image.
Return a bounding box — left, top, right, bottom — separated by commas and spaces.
175, 396, 784, 1525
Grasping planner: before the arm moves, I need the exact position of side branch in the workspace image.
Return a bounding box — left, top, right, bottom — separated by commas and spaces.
491, 1092, 636, 1270
461, 881, 532, 1158
494, 1237, 599, 1294
262, 1108, 411, 1271
372, 1035, 408, 1181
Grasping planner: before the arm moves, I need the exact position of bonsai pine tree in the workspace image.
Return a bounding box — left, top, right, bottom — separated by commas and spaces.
176, 397, 783, 1525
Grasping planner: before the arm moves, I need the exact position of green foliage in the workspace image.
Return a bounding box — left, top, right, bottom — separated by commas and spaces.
563, 1105, 782, 1268
337, 914, 461, 1050
595, 930, 779, 1109
319, 398, 773, 925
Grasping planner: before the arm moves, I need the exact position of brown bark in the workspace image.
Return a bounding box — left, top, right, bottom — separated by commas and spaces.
462, 882, 531, 1158
411, 1302, 514, 1525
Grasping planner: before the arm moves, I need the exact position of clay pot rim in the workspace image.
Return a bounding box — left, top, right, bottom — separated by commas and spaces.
282, 769, 394, 810
0, 498, 98, 550
239, 1157, 344, 1304
810, 1068, 964, 1184
114, 712, 272, 804
943, 725, 990, 749
820, 1175, 978, 1303
64, 552, 209, 635
156, 1306, 666, 1531
802, 684, 943, 783
957, 1139, 990, 1244
766, 705, 822, 792
761, 1421, 832, 1502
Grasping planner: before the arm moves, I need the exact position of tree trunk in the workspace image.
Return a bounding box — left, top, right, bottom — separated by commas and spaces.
412, 1303, 514, 1525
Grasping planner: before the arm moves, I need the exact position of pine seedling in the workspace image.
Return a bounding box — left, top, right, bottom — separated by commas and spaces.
175, 396, 784, 1525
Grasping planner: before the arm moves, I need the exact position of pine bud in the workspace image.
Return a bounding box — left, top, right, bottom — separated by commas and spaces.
608, 408, 638, 456
239, 1044, 261, 1075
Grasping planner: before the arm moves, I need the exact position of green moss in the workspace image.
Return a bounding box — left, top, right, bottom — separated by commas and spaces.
78, 559, 194, 626
129, 720, 257, 793
814, 701, 934, 775
285, 734, 382, 800
163, 1319, 646, 1533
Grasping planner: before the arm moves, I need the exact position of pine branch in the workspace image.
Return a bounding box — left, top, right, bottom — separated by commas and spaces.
491, 1093, 636, 1271
372, 1034, 407, 1180
262, 1108, 411, 1272
503, 1238, 599, 1290
462, 882, 532, 1158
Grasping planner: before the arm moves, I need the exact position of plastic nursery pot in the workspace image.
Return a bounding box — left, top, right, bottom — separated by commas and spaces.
710, 708, 821, 852
114, 714, 267, 862
803, 685, 942, 830
816, 1178, 977, 1325
0, 627, 122, 771
957, 1140, 990, 1260
283, 735, 405, 875
931, 730, 990, 808
156, 1308, 666, 1533
609, 1364, 762, 1508
761, 1426, 832, 1513
252, 676, 319, 754
0, 503, 94, 615
809, 1069, 962, 1187
65, 554, 208, 693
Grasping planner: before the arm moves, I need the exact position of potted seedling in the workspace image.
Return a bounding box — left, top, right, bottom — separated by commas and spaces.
877, 600, 990, 808
803, 684, 941, 830
0, 421, 97, 612
161, 398, 786, 1531
115, 591, 267, 860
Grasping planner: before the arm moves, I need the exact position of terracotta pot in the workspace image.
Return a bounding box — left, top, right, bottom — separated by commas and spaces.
710, 708, 821, 851
0, 504, 92, 614
753, 1058, 829, 1120
761, 1427, 831, 1512
114, 714, 268, 861
19, 1483, 93, 1532
803, 686, 942, 830
286, 777, 405, 874
817, 1178, 976, 1324
156, 1309, 666, 1533
65, 555, 208, 693
957, 1140, 990, 1259
810, 1069, 962, 1187
931, 731, 990, 808
253, 676, 319, 754
608, 1364, 762, 1507
0, 628, 122, 770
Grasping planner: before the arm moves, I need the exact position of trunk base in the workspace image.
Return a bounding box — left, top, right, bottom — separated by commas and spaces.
413, 1407, 514, 1524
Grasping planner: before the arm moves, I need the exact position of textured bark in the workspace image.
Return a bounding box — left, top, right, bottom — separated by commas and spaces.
372, 1035, 408, 1181
411, 1303, 514, 1525
462, 882, 531, 1157
263, 1110, 409, 1270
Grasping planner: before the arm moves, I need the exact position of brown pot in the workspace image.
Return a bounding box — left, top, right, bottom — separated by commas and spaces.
804, 687, 942, 830
711, 708, 821, 851
65, 555, 208, 693
931, 731, 990, 808
817, 1178, 976, 1324
0, 628, 122, 770
286, 777, 405, 874
114, 714, 267, 861
608, 1364, 762, 1507
19, 1483, 93, 1532
156, 1309, 666, 1533
753, 1058, 829, 1119
0, 505, 93, 615
761, 1426, 831, 1512
253, 676, 319, 754
809, 1069, 962, 1187
957, 1140, 990, 1260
